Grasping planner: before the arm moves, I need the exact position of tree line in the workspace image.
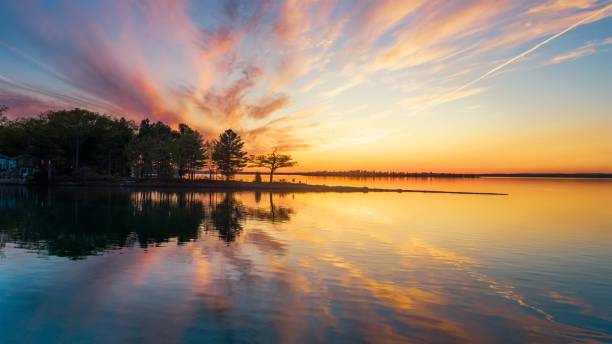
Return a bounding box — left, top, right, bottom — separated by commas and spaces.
286, 170, 478, 178
0, 107, 296, 181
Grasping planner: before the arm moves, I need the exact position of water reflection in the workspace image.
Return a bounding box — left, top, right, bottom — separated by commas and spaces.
250, 192, 293, 223
0, 184, 610, 343
207, 193, 245, 242
0, 187, 294, 259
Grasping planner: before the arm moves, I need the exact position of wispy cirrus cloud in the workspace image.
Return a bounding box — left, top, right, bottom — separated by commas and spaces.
369, 0, 509, 72
400, 87, 486, 113
546, 36, 612, 64
528, 0, 598, 14
0, 88, 63, 115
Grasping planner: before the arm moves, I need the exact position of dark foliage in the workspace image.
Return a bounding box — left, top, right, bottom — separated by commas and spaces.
0, 107, 206, 180
212, 129, 248, 180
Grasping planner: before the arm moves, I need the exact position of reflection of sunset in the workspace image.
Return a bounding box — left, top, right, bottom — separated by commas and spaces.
0, 179, 611, 341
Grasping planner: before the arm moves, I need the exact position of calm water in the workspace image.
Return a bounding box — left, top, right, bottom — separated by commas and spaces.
0, 178, 611, 343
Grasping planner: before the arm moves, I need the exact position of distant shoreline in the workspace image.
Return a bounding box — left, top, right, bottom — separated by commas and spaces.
0, 179, 507, 195
234, 172, 612, 179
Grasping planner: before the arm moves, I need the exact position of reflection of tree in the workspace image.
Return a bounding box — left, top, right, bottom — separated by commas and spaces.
245, 193, 293, 223
0, 231, 7, 260
0, 188, 205, 259
208, 193, 246, 242
0, 188, 298, 258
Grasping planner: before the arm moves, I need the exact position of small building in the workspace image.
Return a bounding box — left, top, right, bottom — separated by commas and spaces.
0, 154, 17, 175
0, 154, 39, 178
16, 155, 39, 177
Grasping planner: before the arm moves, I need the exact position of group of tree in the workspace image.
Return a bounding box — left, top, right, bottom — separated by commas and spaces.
126, 119, 205, 179
0, 107, 296, 181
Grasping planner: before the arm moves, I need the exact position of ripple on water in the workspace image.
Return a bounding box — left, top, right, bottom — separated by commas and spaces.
0, 182, 611, 342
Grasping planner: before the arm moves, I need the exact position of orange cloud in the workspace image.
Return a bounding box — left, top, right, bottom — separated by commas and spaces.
248, 94, 290, 120
528, 0, 597, 14
371, 0, 508, 71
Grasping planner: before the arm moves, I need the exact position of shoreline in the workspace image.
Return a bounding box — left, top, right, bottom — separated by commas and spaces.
253, 172, 612, 179
0, 179, 508, 195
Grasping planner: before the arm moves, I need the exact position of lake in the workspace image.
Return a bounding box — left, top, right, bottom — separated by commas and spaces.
0, 178, 611, 343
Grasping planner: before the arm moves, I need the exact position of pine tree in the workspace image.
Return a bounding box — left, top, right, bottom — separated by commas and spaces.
212, 129, 248, 180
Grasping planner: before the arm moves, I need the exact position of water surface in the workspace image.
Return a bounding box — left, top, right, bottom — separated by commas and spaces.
0, 178, 611, 343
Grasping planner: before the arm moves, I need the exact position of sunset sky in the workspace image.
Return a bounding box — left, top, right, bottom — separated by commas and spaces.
1, 0, 611, 172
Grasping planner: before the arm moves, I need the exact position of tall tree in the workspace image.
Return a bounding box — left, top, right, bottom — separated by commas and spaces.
174, 124, 205, 180
46, 109, 99, 170
212, 129, 247, 180
250, 151, 297, 183
126, 119, 177, 179
94, 117, 136, 176
203, 139, 217, 180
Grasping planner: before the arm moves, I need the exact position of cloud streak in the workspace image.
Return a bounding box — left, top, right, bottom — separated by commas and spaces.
461, 3, 611, 91
414, 2, 612, 114
546, 36, 612, 65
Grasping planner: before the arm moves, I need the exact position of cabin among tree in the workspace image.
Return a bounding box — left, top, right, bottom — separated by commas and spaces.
0, 154, 39, 178
0, 154, 17, 173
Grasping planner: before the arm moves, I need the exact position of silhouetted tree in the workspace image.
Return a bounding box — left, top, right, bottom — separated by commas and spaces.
49, 109, 100, 170
173, 124, 206, 179
203, 139, 217, 180
212, 129, 248, 180
250, 151, 297, 182
126, 119, 177, 178
0, 108, 265, 182
0, 108, 136, 178
93, 116, 136, 176
0, 105, 7, 119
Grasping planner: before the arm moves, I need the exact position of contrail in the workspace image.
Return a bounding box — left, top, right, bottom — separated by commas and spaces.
455, 2, 612, 93
415, 3, 612, 113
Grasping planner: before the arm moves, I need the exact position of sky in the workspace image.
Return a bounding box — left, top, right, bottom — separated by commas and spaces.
0, 0, 611, 173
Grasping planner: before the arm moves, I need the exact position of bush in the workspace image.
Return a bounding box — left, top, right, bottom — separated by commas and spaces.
253, 172, 262, 183
71, 167, 116, 181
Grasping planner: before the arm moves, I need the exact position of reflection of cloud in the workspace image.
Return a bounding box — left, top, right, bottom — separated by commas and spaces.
548, 291, 589, 308
317, 252, 467, 342
404, 238, 561, 323
246, 229, 287, 255
6, 190, 612, 342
